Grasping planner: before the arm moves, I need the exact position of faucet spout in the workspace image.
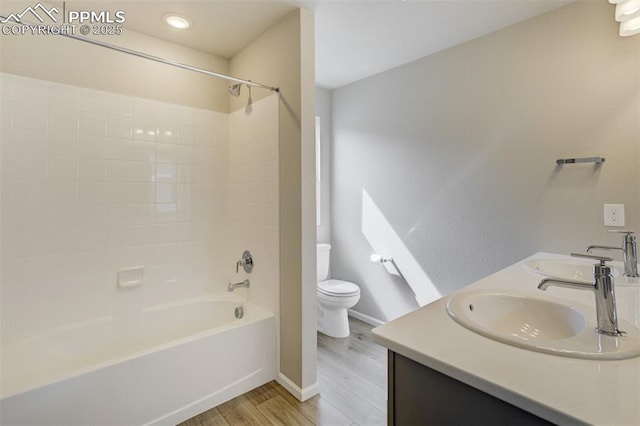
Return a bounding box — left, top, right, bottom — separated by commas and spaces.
537, 253, 621, 337
587, 231, 638, 278
537, 278, 593, 292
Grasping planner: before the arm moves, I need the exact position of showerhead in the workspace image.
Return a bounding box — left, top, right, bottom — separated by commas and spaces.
228, 83, 242, 97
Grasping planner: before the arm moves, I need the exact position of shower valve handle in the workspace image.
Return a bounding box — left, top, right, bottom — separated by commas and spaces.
236, 250, 254, 273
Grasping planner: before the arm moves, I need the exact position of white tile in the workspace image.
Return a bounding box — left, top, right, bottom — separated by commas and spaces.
81, 89, 108, 114
156, 124, 176, 143
177, 165, 191, 183
107, 160, 133, 182
194, 127, 215, 146
108, 94, 133, 117
154, 223, 177, 244
47, 181, 78, 204
79, 158, 106, 181
133, 98, 157, 121
106, 227, 129, 249
1, 100, 12, 127
44, 253, 79, 281
107, 203, 132, 226
156, 143, 176, 163
176, 125, 195, 145
11, 127, 47, 155
131, 183, 154, 203
49, 131, 78, 157
48, 157, 78, 181
46, 204, 79, 229
48, 106, 79, 133
132, 140, 155, 162
173, 105, 193, 126
107, 116, 132, 139
13, 75, 47, 103
177, 184, 191, 205
155, 243, 178, 264
10, 181, 46, 204
75, 228, 108, 252
78, 203, 106, 227
2, 257, 45, 291
131, 203, 155, 224
128, 225, 156, 247
79, 112, 107, 137
155, 183, 176, 203
42, 229, 78, 254
174, 145, 191, 164
79, 181, 107, 204
132, 162, 154, 182
191, 147, 215, 165
13, 101, 47, 129
176, 203, 191, 223
155, 163, 175, 183
133, 120, 156, 141
0, 73, 13, 100
107, 138, 132, 161
155, 203, 176, 223
192, 109, 214, 128
10, 204, 46, 231
106, 182, 133, 204
48, 82, 80, 107
78, 135, 107, 159
10, 154, 47, 180
1, 231, 44, 259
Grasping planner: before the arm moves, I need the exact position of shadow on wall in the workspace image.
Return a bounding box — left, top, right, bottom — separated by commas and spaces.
361, 188, 441, 307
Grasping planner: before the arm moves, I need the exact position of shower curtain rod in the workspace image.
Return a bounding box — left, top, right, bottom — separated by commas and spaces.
0, 15, 279, 93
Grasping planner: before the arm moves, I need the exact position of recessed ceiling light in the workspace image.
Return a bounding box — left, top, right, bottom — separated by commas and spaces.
163, 13, 193, 29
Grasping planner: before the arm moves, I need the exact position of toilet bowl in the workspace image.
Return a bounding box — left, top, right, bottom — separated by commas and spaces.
317, 244, 361, 338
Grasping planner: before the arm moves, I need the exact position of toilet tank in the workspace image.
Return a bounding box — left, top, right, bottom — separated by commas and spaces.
317, 244, 331, 282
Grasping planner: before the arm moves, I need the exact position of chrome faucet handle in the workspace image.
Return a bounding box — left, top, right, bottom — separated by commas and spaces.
236, 250, 254, 273
570, 252, 613, 265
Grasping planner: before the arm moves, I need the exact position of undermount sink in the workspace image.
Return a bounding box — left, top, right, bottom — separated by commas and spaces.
446, 290, 640, 360
523, 258, 621, 281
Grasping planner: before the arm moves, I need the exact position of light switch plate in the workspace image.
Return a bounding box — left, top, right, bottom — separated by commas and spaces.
604, 204, 625, 227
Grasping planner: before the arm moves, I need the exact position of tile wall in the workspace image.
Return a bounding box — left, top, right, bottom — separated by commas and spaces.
227, 95, 280, 315
0, 73, 241, 343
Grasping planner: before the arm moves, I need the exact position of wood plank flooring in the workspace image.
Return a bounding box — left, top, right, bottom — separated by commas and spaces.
181, 317, 387, 426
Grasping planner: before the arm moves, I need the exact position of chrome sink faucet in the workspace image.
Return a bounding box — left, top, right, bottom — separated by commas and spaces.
537, 253, 621, 336
587, 230, 638, 278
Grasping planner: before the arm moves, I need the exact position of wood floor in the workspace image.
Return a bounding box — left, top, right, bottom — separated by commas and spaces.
180, 317, 387, 426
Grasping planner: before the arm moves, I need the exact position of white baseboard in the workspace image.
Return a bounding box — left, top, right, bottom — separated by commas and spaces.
348, 309, 385, 327
277, 373, 320, 402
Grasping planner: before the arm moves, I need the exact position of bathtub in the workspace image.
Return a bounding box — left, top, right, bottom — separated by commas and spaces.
0, 297, 276, 425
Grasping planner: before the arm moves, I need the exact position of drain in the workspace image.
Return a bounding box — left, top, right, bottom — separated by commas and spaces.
235, 306, 244, 319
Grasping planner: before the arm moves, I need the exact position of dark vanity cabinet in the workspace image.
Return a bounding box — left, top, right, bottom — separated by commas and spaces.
387, 351, 554, 425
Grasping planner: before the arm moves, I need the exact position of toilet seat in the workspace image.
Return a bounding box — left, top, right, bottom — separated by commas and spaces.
318, 279, 360, 297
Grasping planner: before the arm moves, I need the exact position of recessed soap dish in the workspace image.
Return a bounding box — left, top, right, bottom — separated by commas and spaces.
117, 266, 144, 288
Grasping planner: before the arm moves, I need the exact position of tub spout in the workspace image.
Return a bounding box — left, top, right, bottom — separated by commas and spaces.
228, 279, 250, 292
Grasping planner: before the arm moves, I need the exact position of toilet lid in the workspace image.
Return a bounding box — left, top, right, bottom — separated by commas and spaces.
318, 279, 360, 297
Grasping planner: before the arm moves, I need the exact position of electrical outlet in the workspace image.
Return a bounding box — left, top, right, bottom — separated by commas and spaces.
604, 204, 625, 227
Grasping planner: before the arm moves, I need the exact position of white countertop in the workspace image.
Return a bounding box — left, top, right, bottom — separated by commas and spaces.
372, 252, 640, 425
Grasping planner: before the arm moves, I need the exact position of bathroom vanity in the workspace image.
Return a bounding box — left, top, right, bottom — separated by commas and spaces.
372, 253, 640, 425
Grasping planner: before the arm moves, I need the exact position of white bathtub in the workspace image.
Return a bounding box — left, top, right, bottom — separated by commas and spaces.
0, 297, 276, 425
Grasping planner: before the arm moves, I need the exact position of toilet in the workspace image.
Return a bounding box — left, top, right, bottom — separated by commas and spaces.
317, 243, 361, 338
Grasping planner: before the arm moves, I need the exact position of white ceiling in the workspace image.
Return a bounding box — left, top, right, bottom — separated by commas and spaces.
58, 0, 575, 89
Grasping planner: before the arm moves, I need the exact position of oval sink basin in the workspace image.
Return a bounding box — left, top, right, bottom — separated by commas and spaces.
446, 290, 640, 360
523, 258, 620, 280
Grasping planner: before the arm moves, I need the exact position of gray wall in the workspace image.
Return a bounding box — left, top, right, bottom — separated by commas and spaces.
316, 88, 332, 244
330, 1, 640, 322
